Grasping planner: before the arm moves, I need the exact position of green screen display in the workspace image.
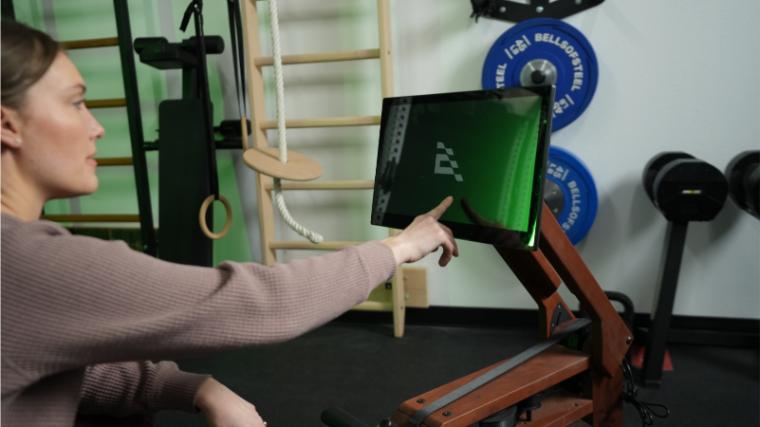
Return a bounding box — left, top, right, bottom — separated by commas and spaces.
372, 87, 552, 249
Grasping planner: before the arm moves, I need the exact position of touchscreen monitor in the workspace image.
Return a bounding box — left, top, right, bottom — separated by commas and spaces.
371, 86, 554, 250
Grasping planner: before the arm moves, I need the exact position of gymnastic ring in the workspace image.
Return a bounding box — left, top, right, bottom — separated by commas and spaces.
199, 195, 233, 240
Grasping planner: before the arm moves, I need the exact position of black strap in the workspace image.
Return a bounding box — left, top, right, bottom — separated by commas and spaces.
180, 0, 220, 199
226, 0, 248, 124
408, 318, 591, 426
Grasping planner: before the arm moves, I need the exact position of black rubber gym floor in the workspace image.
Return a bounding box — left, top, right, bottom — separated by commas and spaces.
154, 320, 760, 427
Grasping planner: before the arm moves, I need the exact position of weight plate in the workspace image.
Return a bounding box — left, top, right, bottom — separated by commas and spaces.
544, 146, 598, 244
482, 18, 599, 132
745, 167, 760, 218
724, 150, 760, 214
642, 152, 694, 203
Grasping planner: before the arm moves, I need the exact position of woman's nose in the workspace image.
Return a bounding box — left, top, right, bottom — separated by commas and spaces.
87, 108, 105, 140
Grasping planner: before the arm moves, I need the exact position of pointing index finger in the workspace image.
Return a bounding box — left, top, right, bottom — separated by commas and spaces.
428, 196, 453, 220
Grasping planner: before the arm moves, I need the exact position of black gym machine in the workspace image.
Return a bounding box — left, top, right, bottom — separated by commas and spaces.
133, 0, 249, 266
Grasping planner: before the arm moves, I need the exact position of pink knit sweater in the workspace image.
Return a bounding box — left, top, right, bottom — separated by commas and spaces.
1, 213, 396, 426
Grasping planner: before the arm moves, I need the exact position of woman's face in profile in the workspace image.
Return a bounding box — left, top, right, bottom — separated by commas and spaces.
11, 52, 105, 199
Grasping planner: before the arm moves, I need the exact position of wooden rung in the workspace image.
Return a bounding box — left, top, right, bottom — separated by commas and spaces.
86, 98, 127, 109
261, 115, 380, 129
265, 180, 374, 191
354, 300, 393, 312
96, 157, 133, 167
269, 240, 362, 251
43, 214, 140, 223
60, 37, 119, 50
254, 48, 380, 67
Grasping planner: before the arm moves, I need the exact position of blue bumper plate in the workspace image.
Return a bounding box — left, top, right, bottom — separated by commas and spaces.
482, 18, 598, 132
543, 146, 598, 244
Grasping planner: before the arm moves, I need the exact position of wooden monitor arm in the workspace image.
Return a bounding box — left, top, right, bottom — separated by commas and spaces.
392, 203, 632, 427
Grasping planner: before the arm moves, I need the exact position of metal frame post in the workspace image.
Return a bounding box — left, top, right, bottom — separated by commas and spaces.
113, 0, 157, 256
642, 220, 689, 386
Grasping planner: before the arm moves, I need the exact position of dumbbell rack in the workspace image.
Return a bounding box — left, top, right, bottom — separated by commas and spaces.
391, 204, 632, 426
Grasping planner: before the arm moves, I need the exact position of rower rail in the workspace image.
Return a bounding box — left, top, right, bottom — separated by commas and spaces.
393, 346, 591, 427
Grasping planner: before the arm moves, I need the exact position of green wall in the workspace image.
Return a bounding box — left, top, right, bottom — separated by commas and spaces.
15, 0, 252, 264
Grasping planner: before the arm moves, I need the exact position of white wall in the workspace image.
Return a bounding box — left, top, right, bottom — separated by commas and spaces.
247, 0, 759, 318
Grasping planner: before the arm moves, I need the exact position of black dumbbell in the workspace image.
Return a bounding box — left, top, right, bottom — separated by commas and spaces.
642, 152, 728, 222
725, 150, 760, 219
642, 152, 694, 202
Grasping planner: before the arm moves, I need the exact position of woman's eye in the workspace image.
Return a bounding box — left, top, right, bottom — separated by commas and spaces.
73, 100, 85, 109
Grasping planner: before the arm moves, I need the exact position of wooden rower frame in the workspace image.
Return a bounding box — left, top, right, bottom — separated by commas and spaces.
391, 204, 632, 427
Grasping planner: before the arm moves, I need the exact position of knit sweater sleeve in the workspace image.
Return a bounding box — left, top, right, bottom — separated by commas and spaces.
1, 216, 396, 376
78, 361, 208, 415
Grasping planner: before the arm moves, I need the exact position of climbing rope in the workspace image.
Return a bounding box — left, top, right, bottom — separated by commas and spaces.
267, 0, 324, 243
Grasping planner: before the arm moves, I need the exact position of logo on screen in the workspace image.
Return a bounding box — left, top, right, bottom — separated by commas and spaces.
434, 142, 463, 182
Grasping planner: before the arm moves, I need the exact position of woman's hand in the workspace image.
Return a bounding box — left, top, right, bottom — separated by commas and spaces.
195, 378, 266, 427
382, 196, 459, 267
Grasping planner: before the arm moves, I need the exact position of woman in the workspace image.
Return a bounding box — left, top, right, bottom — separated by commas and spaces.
0, 20, 458, 427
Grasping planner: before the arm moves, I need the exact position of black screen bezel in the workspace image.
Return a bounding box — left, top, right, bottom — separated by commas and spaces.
371, 85, 554, 250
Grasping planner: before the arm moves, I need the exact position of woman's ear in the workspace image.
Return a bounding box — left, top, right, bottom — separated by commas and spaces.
1, 106, 24, 149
